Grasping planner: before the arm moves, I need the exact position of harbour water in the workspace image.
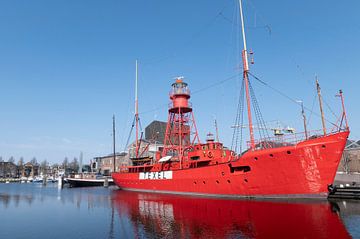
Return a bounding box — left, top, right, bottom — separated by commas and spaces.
0, 183, 359, 239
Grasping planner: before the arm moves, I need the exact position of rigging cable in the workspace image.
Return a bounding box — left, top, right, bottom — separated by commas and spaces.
231, 77, 245, 153
248, 79, 271, 147
247, 71, 339, 128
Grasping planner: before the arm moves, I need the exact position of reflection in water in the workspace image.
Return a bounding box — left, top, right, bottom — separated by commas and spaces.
112, 191, 351, 239
0, 184, 112, 210
0, 184, 355, 238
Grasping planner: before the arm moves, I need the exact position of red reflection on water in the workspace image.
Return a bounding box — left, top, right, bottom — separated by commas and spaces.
112, 191, 350, 239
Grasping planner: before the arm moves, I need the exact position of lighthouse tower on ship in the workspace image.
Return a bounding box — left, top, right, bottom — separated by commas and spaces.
162, 77, 201, 165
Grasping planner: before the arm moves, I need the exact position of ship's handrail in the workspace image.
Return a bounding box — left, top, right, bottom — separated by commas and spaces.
246, 129, 347, 150
169, 88, 190, 96
168, 102, 192, 108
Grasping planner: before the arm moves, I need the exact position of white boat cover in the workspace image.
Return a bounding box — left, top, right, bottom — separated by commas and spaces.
158, 156, 172, 162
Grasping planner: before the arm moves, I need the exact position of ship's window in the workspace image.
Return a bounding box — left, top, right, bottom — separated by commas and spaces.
203, 181, 206, 184
254, 157, 258, 161
322, 145, 326, 148
269, 154, 274, 157
191, 156, 200, 161
230, 166, 251, 173
221, 172, 225, 176
194, 181, 197, 185
287, 151, 291, 155
227, 180, 231, 184
216, 180, 220, 184
244, 179, 248, 183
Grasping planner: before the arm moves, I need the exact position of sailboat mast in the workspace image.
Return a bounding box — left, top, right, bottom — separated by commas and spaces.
135, 60, 139, 158
316, 78, 327, 135
239, 0, 255, 150
113, 115, 116, 172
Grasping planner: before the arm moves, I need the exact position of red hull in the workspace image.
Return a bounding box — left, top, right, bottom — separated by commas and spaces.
112, 131, 349, 198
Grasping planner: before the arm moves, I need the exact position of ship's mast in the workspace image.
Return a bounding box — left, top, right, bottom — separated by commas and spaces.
316, 77, 327, 135
135, 60, 139, 157
239, 0, 255, 150
214, 118, 220, 142
338, 89, 349, 130
113, 115, 116, 172
297, 100, 308, 139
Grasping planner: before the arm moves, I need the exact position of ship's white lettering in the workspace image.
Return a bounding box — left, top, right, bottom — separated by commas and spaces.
139, 171, 173, 180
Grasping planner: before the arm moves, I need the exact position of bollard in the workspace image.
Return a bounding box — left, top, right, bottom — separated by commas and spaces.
58, 176, 63, 189
43, 176, 47, 186
104, 177, 109, 188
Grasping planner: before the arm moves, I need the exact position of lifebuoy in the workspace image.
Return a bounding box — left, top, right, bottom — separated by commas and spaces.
208, 151, 213, 158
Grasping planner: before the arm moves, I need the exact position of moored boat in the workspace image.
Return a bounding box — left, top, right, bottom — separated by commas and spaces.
112, 0, 350, 198
66, 173, 114, 187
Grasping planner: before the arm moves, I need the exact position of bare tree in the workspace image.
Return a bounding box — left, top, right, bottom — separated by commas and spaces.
40, 160, 48, 175
30, 157, 37, 165
18, 157, 24, 166
62, 157, 68, 169
8, 156, 15, 164
17, 157, 24, 178
69, 157, 79, 172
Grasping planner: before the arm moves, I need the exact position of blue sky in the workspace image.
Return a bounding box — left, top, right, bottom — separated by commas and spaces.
0, 0, 359, 164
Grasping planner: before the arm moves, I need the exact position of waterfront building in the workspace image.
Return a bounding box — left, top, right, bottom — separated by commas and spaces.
0, 162, 17, 178
22, 162, 40, 178
145, 120, 167, 143
93, 152, 128, 176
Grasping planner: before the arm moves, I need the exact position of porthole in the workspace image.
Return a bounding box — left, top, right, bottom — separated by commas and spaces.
322, 145, 326, 148
216, 180, 220, 184
194, 181, 197, 185
287, 151, 291, 155
203, 181, 206, 184
227, 180, 231, 184
244, 179, 248, 183
269, 154, 274, 157
254, 157, 258, 161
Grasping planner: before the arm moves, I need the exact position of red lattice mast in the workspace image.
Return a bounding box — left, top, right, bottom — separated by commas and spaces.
162, 77, 200, 167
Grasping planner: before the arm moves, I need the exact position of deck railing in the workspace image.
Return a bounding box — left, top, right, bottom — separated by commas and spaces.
246, 129, 328, 150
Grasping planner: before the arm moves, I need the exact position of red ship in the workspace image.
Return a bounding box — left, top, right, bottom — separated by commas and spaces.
112, 0, 350, 198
